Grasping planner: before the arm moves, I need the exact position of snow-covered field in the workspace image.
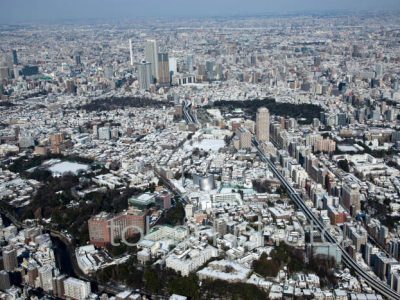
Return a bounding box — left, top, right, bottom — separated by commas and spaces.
48, 161, 89, 176
184, 139, 225, 152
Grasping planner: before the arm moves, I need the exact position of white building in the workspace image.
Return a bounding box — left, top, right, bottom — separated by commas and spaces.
63, 277, 91, 300
38, 266, 53, 292
197, 260, 251, 282
98, 127, 111, 140
169, 57, 177, 74
185, 204, 194, 218
166, 243, 218, 276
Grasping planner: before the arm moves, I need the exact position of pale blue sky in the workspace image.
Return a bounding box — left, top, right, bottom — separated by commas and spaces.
0, 0, 399, 23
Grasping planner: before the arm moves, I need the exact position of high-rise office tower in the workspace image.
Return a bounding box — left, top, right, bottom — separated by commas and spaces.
314, 56, 321, 67
238, 127, 252, 149
3, 247, 18, 272
206, 60, 215, 81
129, 39, 134, 66
215, 63, 223, 80
74, 53, 81, 66
187, 54, 194, 72
0, 67, 9, 81
375, 64, 383, 78
169, 57, 177, 75
98, 126, 111, 140
136, 61, 152, 91
104, 65, 113, 79
0, 52, 13, 68
12, 50, 18, 65
158, 53, 170, 86
256, 107, 270, 142
0, 270, 10, 290
341, 183, 361, 216
144, 39, 159, 82
0, 53, 11, 80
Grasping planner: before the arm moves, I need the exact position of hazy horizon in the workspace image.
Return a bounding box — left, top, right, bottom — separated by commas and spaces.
1, 0, 400, 24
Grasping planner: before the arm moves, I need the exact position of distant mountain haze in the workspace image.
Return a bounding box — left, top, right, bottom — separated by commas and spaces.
0, 0, 399, 23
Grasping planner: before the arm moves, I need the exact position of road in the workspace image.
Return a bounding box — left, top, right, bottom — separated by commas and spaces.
252, 138, 400, 300
153, 167, 188, 204
182, 100, 198, 125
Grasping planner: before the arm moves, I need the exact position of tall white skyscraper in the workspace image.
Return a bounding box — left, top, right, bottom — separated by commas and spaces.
136, 61, 152, 90
129, 39, 134, 66
187, 54, 194, 72
375, 63, 383, 78
256, 107, 270, 142
145, 39, 159, 82
169, 57, 177, 74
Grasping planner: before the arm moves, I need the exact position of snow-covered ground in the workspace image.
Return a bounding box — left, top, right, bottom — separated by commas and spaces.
184, 139, 225, 152
48, 161, 89, 176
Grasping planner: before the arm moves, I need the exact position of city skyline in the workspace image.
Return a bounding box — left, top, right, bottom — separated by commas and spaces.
1, 3, 400, 300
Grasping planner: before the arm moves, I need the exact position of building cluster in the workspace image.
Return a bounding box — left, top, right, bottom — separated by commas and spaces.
0, 11, 400, 300
0, 216, 98, 300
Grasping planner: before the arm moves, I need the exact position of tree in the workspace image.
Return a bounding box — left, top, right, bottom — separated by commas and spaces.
253, 252, 281, 277
212, 98, 323, 124
168, 274, 200, 299
163, 203, 185, 226
201, 279, 268, 300
337, 159, 350, 172
253, 244, 307, 278
144, 268, 162, 293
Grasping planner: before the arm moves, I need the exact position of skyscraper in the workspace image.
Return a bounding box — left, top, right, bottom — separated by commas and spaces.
129, 39, 134, 66
341, 183, 361, 216
3, 247, 18, 272
74, 53, 81, 66
0, 52, 12, 80
0, 52, 13, 68
375, 63, 383, 78
206, 60, 215, 81
256, 107, 270, 142
0, 270, 10, 291
158, 53, 170, 86
144, 39, 159, 82
187, 54, 194, 72
0, 67, 9, 81
238, 127, 252, 149
169, 57, 177, 75
136, 61, 152, 91
12, 50, 18, 65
